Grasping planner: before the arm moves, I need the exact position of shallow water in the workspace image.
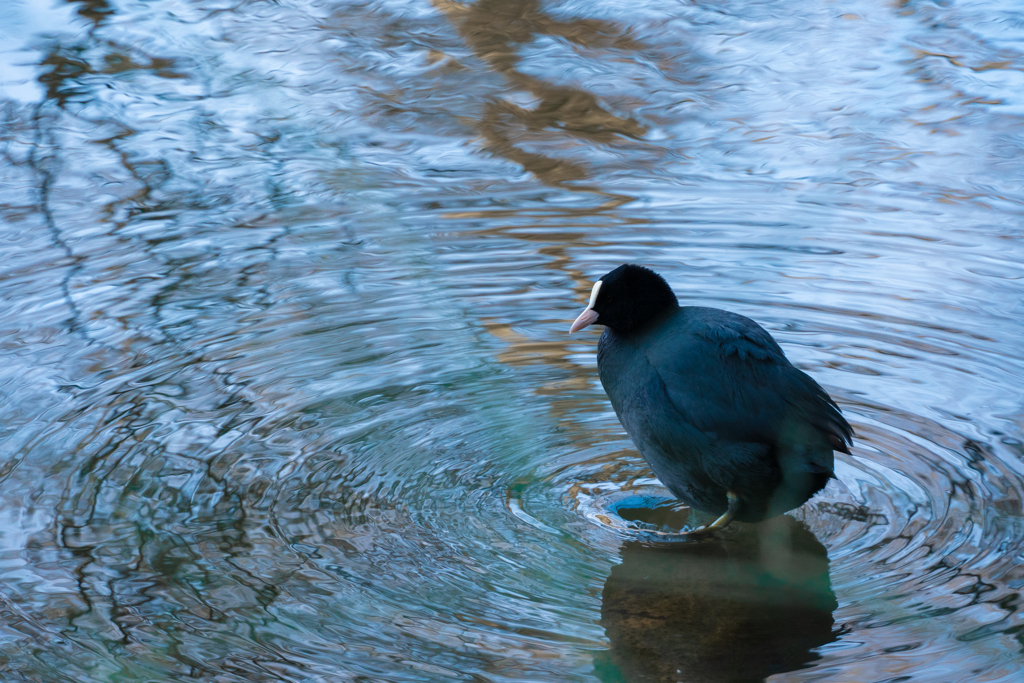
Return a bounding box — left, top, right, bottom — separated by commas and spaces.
1, 0, 1023, 680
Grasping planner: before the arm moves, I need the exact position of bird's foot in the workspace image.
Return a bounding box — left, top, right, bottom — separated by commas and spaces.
682, 491, 740, 539
677, 525, 721, 539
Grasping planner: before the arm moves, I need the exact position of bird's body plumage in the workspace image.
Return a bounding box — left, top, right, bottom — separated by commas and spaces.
573, 265, 853, 526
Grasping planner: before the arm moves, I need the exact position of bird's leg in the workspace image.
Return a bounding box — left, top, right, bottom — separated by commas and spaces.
684, 491, 740, 538
706, 491, 740, 531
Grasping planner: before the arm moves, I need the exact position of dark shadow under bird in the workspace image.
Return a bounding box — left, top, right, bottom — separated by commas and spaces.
596, 515, 837, 683
570, 264, 853, 533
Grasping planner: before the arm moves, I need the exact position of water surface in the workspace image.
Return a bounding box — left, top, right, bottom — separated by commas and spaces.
1, 0, 1024, 681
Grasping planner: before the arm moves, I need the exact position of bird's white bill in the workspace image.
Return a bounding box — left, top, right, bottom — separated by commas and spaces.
569, 307, 599, 333
569, 280, 602, 333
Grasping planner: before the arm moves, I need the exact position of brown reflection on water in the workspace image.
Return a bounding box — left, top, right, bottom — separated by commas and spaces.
3, 0, 1022, 678
597, 516, 837, 683
486, 319, 578, 371
480, 239, 615, 432
433, 0, 647, 184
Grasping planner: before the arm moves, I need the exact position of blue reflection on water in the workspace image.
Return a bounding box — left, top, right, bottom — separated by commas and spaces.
1, 0, 1023, 680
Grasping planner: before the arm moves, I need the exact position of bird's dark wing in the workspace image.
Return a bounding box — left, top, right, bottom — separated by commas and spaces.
645, 308, 853, 458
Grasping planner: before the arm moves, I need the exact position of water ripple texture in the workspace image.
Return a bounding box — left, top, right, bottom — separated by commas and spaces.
1, 0, 1023, 681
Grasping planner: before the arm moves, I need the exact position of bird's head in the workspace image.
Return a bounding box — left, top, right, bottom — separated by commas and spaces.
569, 264, 678, 335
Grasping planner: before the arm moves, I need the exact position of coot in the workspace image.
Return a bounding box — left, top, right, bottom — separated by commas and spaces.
570, 264, 853, 533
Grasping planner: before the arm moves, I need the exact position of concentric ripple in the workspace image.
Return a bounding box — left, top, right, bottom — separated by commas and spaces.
2, 0, 1024, 681
517, 324, 1024, 679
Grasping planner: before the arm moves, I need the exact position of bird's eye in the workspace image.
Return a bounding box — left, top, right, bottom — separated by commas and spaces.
588, 280, 603, 309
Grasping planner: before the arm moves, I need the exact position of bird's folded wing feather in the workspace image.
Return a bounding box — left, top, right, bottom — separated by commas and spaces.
645, 309, 853, 456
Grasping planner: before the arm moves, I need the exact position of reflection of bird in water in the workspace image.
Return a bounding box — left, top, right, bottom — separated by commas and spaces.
570, 265, 853, 535
596, 515, 837, 683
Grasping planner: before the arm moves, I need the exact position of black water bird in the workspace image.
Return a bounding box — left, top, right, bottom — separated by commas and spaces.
569, 264, 853, 534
